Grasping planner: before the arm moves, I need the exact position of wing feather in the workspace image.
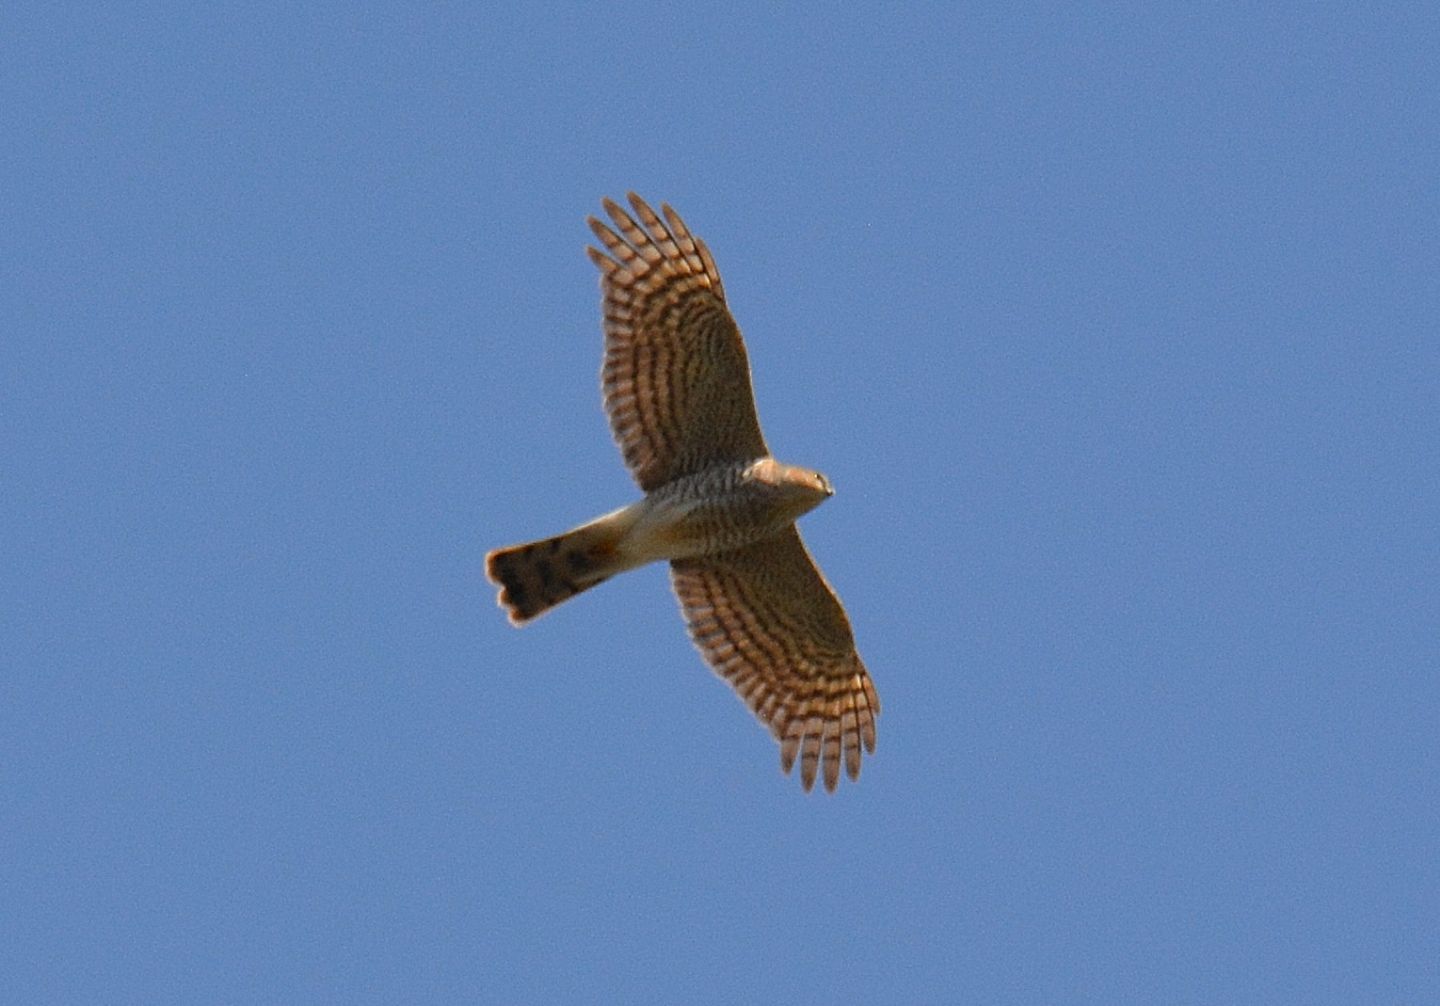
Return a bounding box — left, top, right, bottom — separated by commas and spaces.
587, 194, 768, 491
669, 527, 879, 792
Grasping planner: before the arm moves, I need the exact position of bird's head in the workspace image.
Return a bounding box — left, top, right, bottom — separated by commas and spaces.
750, 458, 834, 520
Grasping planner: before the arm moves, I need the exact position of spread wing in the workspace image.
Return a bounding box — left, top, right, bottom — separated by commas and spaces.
587, 193, 769, 492
669, 527, 879, 792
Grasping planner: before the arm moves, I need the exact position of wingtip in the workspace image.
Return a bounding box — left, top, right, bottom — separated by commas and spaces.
587, 214, 615, 242
626, 191, 656, 215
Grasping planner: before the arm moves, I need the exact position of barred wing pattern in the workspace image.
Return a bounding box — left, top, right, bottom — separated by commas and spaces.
670, 527, 879, 792
587, 193, 769, 492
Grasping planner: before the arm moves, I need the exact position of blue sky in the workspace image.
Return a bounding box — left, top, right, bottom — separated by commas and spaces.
5, 5, 1437, 1002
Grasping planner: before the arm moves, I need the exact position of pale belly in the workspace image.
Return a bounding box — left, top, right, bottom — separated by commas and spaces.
624, 467, 789, 563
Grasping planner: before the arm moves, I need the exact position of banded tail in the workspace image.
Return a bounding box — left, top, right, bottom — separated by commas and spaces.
486, 509, 636, 625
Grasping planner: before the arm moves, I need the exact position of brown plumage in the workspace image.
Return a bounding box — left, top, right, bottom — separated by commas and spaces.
486, 517, 625, 625
587, 196, 767, 490
669, 528, 878, 792
487, 194, 879, 792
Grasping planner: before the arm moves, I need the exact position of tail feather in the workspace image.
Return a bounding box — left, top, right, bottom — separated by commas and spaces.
486, 515, 628, 625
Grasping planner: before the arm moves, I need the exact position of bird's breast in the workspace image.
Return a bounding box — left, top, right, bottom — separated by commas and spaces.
624, 465, 792, 562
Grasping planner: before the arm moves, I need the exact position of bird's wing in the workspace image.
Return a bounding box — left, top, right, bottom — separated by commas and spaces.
669, 527, 878, 792
587, 193, 769, 492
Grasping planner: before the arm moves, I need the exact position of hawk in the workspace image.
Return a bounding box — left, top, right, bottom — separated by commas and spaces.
486, 194, 878, 792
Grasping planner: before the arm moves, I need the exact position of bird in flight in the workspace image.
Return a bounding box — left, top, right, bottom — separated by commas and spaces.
486, 194, 878, 792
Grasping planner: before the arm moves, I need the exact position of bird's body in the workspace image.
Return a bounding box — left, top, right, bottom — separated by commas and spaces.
487, 194, 878, 792
487, 458, 830, 618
